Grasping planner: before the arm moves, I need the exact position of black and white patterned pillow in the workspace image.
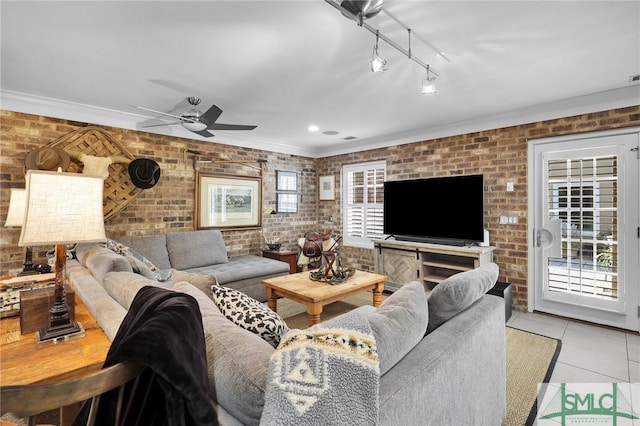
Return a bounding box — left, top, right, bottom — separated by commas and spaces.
210, 285, 289, 348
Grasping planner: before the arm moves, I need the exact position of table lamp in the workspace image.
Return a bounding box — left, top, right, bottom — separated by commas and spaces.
4, 188, 38, 276
19, 170, 106, 343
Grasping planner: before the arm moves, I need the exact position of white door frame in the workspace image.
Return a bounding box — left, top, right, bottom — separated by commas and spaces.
527, 127, 640, 330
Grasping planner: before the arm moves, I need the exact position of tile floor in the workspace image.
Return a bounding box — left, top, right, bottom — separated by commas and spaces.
507, 310, 640, 383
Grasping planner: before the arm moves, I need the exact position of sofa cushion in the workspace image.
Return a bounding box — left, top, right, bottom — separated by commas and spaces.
187, 255, 289, 285
166, 230, 228, 270
172, 281, 273, 426
210, 285, 288, 348
170, 269, 217, 297
103, 271, 163, 310
82, 245, 133, 283
427, 262, 499, 333
116, 235, 172, 271
366, 280, 429, 375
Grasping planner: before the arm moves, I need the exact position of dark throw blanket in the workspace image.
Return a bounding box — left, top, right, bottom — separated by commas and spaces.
74, 286, 218, 426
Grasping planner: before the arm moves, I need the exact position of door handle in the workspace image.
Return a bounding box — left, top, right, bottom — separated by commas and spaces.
536, 219, 562, 258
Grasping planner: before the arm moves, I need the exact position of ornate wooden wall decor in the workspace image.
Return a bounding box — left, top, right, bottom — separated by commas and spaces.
46, 127, 140, 221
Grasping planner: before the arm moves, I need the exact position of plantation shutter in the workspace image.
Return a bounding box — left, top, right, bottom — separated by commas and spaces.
342, 161, 386, 248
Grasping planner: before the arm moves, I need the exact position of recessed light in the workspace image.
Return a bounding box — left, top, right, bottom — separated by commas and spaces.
308, 125, 319, 132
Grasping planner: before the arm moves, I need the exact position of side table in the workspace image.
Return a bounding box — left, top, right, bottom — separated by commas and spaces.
0, 286, 111, 425
262, 249, 298, 274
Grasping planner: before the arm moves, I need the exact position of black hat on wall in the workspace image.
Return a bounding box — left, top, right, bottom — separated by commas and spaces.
128, 158, 161, 189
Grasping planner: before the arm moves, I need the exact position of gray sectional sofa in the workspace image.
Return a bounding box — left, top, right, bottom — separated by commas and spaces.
117, 230, 290, 302
67, 230, 506, 425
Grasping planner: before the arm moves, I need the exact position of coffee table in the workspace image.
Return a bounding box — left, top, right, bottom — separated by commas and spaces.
261, 270, 386, 326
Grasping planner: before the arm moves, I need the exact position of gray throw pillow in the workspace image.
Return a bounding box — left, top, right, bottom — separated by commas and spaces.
172, 281, 273, 425
427, 262, 499, 333
366, 280, 428, 375
170, 270, 217, 297
210, 285, 289, 348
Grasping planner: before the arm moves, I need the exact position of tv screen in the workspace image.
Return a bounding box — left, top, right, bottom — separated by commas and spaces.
383, 174, 484, 245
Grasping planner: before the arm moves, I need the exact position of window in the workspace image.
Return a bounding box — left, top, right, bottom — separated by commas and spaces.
341, 160, 386, 248
276, 170, 298, 213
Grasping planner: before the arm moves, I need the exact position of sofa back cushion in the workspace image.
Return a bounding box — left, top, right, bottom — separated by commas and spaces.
366, 280, 428, 375
172, 281, 272, 426
76, 244, 133, 283
166, 230, 228, 270
427, 262, 499, 333
117, 235, 172, 271
102, 271, 163, 310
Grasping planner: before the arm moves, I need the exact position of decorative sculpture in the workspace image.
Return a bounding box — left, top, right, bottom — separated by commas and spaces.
308, 236, 355, 285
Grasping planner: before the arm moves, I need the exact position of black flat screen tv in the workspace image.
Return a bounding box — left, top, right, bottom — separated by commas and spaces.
383, 174, 484, 246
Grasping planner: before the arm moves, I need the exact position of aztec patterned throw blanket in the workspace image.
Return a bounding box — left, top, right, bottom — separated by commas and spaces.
260, 311, 380, 425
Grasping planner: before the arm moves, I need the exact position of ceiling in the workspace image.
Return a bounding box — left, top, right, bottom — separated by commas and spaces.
1, 1, 639, 158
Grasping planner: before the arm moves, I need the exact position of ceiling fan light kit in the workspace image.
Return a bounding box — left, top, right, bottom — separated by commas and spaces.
329, 0, 440, 94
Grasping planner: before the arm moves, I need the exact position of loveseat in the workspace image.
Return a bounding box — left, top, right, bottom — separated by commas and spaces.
67, 234, 506, 425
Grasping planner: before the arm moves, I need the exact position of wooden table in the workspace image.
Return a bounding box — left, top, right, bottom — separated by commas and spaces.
0, 287, 111, 424
262, 270, 386, 326
262, 249, 298, 274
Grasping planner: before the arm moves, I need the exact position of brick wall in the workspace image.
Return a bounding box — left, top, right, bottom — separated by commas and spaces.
2, 106, 639, 312
0, 111, 318, 275
315, 106, 640, 311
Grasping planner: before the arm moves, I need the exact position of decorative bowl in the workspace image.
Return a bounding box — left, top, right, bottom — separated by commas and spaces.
267, 243, 282, 251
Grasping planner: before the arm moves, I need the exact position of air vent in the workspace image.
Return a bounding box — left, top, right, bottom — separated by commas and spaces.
630, 74, 640, 83
323, 130, 339, 135
342, 136, 358, 140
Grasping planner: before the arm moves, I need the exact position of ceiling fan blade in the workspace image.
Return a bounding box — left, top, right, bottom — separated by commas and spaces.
141, 121, 182, 128
200, 104, 223, 126
208, 123, 257, 131
131, 105, 195, 123
192, 129, 215, 137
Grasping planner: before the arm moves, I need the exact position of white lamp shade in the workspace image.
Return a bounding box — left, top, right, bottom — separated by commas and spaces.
4, 188, 26, 227
19, 170, 106, 247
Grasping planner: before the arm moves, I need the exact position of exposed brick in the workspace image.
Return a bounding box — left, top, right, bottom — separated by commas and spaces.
2, 106, 639, 311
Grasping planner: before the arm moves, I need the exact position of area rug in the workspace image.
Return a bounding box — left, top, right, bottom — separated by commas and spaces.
276, 295, 562, 426
503, 326, 562, 426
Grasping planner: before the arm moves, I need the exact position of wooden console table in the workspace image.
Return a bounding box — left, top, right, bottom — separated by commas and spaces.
262, 270, 386, 326
374, 240, 495, 292
0, 287, 111, 424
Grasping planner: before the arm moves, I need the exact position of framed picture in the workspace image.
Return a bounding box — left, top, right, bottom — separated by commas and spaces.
319, 175, 335, 200
277, 192, 298, 213
196, 172, 262, 229
276, 170, 297, 191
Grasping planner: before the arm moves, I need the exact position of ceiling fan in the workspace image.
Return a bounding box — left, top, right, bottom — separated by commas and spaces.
133, 97, 257, 138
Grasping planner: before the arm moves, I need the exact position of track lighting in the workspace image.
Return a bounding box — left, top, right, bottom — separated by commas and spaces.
326, 0, 441, 94
371, 30, 387, 73
421, 66, 437, 95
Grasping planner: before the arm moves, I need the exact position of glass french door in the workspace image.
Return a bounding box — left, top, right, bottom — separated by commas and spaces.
530, 129, 639, 331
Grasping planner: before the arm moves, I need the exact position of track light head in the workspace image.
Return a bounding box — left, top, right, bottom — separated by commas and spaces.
421, 68, 437, 94
371, 46, 387, 73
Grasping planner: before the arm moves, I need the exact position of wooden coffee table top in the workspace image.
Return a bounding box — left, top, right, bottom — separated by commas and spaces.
262, 269, 386, 303
263, 270, 387, 326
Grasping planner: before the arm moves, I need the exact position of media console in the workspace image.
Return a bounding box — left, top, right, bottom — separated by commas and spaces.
373, 239, 495, 292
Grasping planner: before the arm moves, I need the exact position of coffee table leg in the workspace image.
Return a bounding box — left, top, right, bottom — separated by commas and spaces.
266, 288, 277, 312
372, 281, 384, 307
307, 303, 323, 326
